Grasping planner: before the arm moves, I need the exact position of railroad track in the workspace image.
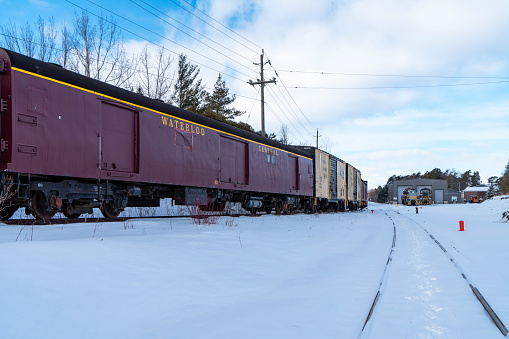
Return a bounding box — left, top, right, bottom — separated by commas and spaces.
360, 210, 508, 337
2, 212, 255, 226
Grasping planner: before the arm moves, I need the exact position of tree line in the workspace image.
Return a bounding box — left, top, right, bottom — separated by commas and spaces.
0, 11, 262, 134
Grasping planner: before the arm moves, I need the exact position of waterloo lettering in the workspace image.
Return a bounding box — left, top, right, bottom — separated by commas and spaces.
161, 116, 205, 136
258, 145, 278, 156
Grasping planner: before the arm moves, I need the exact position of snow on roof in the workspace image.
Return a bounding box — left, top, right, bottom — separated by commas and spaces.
463, 186, 490, 192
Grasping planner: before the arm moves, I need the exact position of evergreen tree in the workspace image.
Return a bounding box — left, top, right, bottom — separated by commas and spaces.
203, 74, 244, 120
471, 171, 481, 186
422, 168, 443, 179
377, 185, 389, 203
171, 53, 206, 112
499, 159, 509, 194
487, 176, 500, 198
460, 170, 472, 189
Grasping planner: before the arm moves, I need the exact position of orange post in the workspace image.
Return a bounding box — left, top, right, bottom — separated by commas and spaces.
459, 220, 464, 231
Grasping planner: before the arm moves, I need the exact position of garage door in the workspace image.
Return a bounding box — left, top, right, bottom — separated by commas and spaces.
434, 189, 444, 204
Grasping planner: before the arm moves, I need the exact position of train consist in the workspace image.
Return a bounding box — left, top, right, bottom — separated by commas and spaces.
0, 47, 367, 220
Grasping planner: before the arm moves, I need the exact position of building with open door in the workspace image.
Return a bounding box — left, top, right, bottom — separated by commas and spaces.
387, 178, 462, 204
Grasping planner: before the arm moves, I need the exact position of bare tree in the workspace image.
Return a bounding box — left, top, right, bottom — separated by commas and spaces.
108, 42, 138, 89
138, 44, 174, 101
0, 21, 22, 52
37, 16, 57, 62
58, 24, 74, 69
92, 13, 120, 81
279, 124, 290, 145
19, 21, 36, 58
72, 10, 97, 77
1, 17, 58, 64
321, 136, 333, 153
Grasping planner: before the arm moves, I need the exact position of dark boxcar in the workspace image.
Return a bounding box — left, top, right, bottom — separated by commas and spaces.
0, 48, 313, 219
361, 179, 368, 209
345, 162, 362, 210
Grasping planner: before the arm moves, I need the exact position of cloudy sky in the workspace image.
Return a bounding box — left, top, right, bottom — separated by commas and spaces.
3, 0, 509, 188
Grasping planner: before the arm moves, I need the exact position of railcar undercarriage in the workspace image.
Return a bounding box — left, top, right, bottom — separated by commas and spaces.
0, 173, 315, 220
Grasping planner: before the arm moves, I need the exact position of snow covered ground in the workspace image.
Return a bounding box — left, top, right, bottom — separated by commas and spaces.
0, 197, 508, 338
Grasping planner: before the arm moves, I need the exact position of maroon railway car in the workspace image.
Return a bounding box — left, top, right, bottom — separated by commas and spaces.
0, 48, 314, 219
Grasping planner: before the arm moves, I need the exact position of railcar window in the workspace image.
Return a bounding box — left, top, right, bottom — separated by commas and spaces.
271, 155, 276, 164
267, 154, 271, 163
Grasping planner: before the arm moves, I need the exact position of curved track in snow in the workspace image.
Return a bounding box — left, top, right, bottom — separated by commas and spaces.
361, 209, 508, 338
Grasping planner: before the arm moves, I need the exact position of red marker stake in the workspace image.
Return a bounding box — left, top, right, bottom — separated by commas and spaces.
459, 220, 464, 231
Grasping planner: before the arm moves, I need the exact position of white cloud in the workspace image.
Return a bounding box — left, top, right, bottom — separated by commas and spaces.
178, 0, 509, 188
37, 0, 508, 189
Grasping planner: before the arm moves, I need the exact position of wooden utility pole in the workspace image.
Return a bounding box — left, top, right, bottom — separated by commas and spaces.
316, 129, 321, 148
248, 49, 276, 137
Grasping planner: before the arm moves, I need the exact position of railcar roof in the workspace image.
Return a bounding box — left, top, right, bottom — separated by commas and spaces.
2, 47, 310, 158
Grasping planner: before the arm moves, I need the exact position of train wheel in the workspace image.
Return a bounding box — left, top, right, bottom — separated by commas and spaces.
62, 203, 81, 219
30, 191, 56, 221
0, 206, 18, 221
275, 201, 283, 215
100, 201, 120, 219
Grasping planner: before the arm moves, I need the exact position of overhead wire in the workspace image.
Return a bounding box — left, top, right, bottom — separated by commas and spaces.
174, 0, 262, 54
264, 88, 306, 141
285, 81, 509, 90
274, 69, 509, 79
268, 83, 313, 136
128, 0, 258, 75
71, 0, 311, 139
265, 102, 304, 144
245, 88, 260, 123
264, 57, 317, 133
0, 31, 262, 110
73, 0, 253, 80
134, 0, 255, 64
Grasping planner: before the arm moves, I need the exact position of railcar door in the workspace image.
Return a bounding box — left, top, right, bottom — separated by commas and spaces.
330, 157, 338, 200
219, 136, 248, 184
288, 155, 299, 191
100, 100, 139, 173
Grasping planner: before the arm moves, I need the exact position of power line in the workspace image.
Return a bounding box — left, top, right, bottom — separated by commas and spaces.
0, 32, 262, 109
268, 83, 313, 136
265, 86, 311, 139
286, 80, 509, 90
274, 69, 509, 80
176, 0, 262, 54
265, 58, 317, 130
265, 102, 304, 144
265, 88, 306, 141
129, 0, 257, 74
74, 0, 253, 80
246, 88, 260, 123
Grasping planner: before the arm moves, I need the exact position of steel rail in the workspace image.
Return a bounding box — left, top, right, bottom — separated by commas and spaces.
396, 211, 508, 337
360, 213, 397, 335
1, 213, 255, 226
